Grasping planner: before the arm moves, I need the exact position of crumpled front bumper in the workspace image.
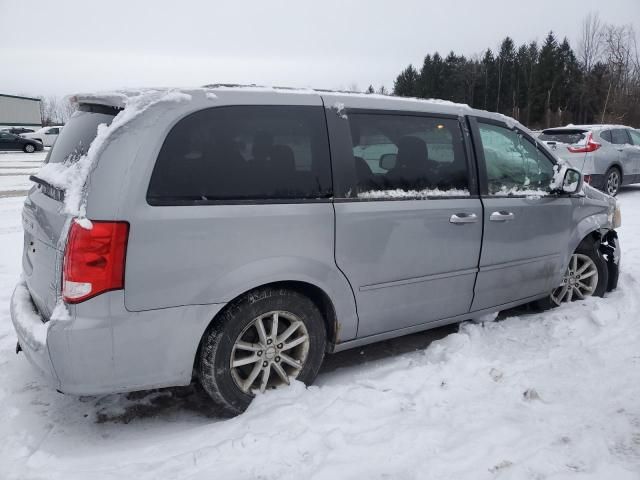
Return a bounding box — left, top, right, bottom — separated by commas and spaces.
601, 230, 621, 291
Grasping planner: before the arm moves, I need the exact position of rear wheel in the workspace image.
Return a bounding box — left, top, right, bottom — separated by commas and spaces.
197, 287, 326, 416
23, 143, 35, 153
605, 167, 621, 196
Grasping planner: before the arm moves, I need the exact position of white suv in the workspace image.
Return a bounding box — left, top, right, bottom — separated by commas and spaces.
21, 126, 63, 147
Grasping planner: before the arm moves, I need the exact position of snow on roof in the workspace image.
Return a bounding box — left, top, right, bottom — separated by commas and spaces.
70, 85, 534, 132
547, 124, 634, 131
72, 84, 475, 115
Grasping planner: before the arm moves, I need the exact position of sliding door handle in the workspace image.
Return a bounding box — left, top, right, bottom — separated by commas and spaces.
450, 213, 478, 224
490, 211, 515, 222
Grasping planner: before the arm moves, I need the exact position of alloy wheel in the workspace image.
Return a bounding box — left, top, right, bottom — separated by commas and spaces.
606, 170, 620, 196
230, 310, 310, 394
551, 253, 599, 305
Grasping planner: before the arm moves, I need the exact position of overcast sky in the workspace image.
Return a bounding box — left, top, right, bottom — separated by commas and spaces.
1, 0, 639, 98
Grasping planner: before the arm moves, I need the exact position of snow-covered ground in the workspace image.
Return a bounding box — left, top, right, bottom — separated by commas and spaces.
0, 151, 46, 197
1, 165, 639, 478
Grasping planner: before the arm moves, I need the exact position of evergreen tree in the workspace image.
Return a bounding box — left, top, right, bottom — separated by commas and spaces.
388, 16, 640, 128
480, 49, 497, 110
393, 65, 419, 97
496, 37, 516, 115
534, 32, 560, 126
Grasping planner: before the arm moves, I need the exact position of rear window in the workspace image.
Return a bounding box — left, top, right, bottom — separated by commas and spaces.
538, 129, 588, 145
46, 104, 117, 164
147, 105, 332, 203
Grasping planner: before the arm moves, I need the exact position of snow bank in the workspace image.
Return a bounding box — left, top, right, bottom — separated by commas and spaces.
36, 89, 193, 217
358, 188, 470, 199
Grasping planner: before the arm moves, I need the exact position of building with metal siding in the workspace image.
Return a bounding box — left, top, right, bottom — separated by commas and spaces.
0, 94, 42, 128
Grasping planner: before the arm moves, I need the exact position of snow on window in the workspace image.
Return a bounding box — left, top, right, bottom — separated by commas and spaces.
549, 162, 569, 191
491, 186, 548, 198
333, 102, 347, 119
358, 188, 470, 199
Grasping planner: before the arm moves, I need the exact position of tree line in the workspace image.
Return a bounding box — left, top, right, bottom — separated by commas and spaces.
385, 13, 640, 129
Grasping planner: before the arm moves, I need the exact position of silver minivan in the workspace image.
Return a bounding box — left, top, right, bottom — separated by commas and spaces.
11, 87, 622, 415
539, 125, 640, 196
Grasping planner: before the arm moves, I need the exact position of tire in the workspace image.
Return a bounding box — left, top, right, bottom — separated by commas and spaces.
536, 238, 609, 310
23, 143, 35, 153
604, 167, 621, 196
197, 287, 326, 416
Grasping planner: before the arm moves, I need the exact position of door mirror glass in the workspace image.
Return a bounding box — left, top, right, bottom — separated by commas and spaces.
379, 153, 397, 170
562, 168, 582, 194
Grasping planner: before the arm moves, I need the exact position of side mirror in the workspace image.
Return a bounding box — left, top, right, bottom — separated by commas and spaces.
562, 168, 582, 194
380, 153, 397, 170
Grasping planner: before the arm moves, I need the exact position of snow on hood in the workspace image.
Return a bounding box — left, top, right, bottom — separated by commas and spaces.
36, 88, 204, 218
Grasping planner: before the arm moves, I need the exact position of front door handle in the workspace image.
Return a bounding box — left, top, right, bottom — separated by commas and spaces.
450, 213, 478, 224
490, 211, 515, 222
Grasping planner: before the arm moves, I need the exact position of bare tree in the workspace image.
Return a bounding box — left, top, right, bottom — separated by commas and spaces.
601, 24, 638, 122
578, 12, 604, 72
39, 95, 77, 125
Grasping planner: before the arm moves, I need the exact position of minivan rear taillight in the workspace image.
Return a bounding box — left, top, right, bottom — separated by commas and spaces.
567, 132, 601, 153
62, 220, 129, 303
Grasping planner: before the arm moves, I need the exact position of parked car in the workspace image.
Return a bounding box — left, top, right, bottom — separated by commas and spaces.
0, 131, 44, 153
11, 88, 621, 416
21, 125, 63, 147
1, 127, 36, 135
539, 125, 640, 196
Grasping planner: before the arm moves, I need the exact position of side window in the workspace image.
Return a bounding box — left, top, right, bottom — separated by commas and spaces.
47, 128, 59, 135
629, 129, 640, 146
478, 122, 554, 195
611, 129, 630, 145
147, 106, 332, 203
600, 130, 612, 143
348, 114, 469, 197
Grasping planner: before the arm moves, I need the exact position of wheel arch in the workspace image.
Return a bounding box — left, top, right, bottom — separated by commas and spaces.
565, 211, 610, 273
607, 162, 624, 182
193, 279, 346, 377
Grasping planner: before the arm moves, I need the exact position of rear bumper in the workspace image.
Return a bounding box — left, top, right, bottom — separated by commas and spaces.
10, 280, 59, 388
11, 279, 225, 395
585, 174, 605, 191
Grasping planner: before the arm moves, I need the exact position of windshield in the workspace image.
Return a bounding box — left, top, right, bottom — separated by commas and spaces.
46, 105, 117, 164
539, 129, 588, 145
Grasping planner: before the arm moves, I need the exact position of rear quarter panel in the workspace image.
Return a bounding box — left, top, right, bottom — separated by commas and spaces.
84, 90, 359, 343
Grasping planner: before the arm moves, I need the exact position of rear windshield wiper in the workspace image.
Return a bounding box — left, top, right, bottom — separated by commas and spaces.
29, 175, 65, 201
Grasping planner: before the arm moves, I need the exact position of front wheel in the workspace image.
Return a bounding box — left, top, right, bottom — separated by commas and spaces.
23, 143, 35, 153
604, 167, 621, 196
197, 287, 326, 416
539, 240, 609, 309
